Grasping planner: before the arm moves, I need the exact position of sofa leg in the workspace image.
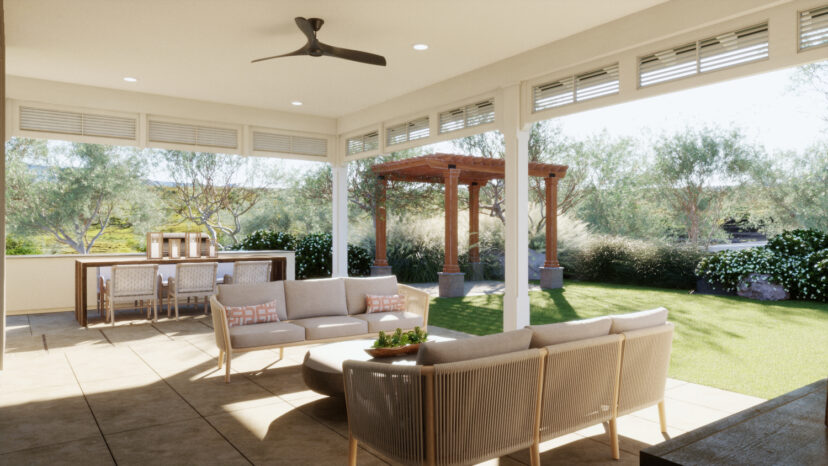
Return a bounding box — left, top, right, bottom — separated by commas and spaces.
348, 434, 358, 466
174, 298, 180, 321
218, 350, 224, 370
279, 347, 284, 360
658, 401, 667, 433
530, 441, 541, 466
224, 353, 232, 383
609, 418, 620, 460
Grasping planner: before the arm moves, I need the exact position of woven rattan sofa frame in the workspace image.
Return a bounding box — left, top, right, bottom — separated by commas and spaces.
344, 323, 673, 465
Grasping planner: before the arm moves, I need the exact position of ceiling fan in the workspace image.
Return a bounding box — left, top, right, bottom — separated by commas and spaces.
252, 17, 387, 67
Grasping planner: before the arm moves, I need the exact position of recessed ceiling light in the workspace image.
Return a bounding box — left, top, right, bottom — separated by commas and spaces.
123, 77, 137, 83
291, 101, 303, 106
412, 43, 429, 51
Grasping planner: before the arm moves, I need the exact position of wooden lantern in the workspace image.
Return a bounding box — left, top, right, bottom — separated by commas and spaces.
207, 239, 218, 258
147, 232, 163, 259
185, 233, 202, 258
168, 238, 182, 259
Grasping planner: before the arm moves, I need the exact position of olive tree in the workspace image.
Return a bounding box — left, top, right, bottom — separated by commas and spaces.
158, 150, 267, 247
6, 138, 148, 254
651, 128, 756, 244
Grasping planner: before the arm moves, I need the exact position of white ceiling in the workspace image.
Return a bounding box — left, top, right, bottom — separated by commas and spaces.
6, 0, 667, 118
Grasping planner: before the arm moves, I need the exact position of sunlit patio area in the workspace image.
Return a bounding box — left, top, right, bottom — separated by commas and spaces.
2, 0, 828, 465
1, 311, 766, 465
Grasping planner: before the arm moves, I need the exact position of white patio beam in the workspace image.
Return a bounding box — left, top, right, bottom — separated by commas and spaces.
500, 84, 531, 331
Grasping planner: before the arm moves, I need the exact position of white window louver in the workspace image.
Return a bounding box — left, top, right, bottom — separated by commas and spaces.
148, 120, 238, 149
252, 131, 328, 157
640, 22, 768, 87
386, 117, 430, 146
346, 131, 379, 155
533, 65, 618, 112
19, 106, 137, 140
800, 5, 828, 51
438, 99, 495, 134
575, 66, 620, 102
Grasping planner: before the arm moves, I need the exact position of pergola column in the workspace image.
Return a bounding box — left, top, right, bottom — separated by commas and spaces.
371, 176, 392, 276
438, 167, 464, 297
540, 175, 564, 289
468, 182, 483, 281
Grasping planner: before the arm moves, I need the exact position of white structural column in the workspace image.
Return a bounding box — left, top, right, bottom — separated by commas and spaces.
501, 85, 531, 331
1, 0, 6, 369
331, 159, 349, 278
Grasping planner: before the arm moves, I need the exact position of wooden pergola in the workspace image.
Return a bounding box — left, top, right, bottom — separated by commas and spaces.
371, 154, 567, 296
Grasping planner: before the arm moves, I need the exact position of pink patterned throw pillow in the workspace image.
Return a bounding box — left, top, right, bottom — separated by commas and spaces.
365, 294, 407, 313
225, 300, 280, 327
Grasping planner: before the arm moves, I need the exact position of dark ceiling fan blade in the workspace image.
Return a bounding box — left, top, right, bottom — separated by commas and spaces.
251, 45, 310, 63
319, 42, 387, 66
294, 17, 317, 43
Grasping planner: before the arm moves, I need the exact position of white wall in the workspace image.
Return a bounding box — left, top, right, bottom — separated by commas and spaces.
5, 251, 295, 315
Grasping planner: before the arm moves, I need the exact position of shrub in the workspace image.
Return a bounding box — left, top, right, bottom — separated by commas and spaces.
232, 229, 296, 251
696, 228, 828, 302
5, 236, 41, 255
385, 235, 445, 283
348, 244, 372, 277
295, 233, 332, 278
236, 229, 371, 279
565, 237, 705, 289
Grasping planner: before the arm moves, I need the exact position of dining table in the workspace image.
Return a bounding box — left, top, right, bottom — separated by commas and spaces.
74, 254, 287, 326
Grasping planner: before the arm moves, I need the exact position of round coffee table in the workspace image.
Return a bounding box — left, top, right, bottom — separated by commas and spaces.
302, 336, 451, 396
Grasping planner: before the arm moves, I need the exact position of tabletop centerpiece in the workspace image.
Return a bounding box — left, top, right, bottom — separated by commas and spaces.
365, 327, 428, 357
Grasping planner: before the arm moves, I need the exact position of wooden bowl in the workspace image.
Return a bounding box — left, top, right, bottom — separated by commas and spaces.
364, 343, 421, 358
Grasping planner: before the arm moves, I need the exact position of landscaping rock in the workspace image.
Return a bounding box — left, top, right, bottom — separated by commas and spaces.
737, 274, 789, 301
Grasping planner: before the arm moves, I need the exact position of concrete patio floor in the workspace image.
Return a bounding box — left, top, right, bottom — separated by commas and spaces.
0, 309, 766, 465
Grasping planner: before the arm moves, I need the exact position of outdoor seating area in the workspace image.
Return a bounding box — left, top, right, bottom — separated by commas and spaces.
2, 1, 828, 465
0, 309, 767, 465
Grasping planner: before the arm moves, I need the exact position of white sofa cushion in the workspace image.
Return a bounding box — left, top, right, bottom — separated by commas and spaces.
352, 311, 423, 333
217, 281, 287, 321
610, 307, 669, 334
344, 276, 399, 314
527, 316, 612, 348
293, 316, 368, 340
416, 329, 532, 365
284, 278, 348, 320
229, 321, 305, 348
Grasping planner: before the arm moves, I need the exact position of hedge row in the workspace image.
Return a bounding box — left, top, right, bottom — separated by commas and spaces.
697, 229, 828, 301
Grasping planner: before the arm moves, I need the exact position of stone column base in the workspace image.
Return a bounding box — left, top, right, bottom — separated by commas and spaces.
438, 272, 465, 297
540, 267, 564, 289
469, 262, 484, 281
370, 265, 393, 277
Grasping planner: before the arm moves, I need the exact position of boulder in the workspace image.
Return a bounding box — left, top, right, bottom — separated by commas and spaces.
737, 274, 789, 301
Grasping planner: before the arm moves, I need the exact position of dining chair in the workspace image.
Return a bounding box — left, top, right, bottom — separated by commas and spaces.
103, 264, 160, 326
168, 262, 219, 319
223, 260, 272, 285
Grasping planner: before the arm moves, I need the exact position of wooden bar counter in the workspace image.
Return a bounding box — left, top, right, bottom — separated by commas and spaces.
74, 254, 287, 326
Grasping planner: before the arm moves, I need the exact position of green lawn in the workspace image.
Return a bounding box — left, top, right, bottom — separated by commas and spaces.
427, 281, 828, 399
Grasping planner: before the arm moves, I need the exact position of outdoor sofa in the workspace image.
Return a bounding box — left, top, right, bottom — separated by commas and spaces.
343, 308, 673, 466
209, 276, 430, 382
